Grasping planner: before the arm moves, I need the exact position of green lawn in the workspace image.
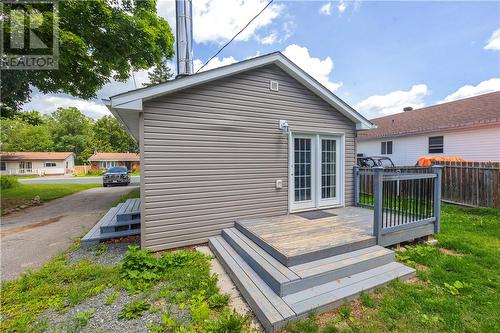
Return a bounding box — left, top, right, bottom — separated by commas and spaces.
1, 183, 100, 202
113, 187, 140, 206
285, 204, 500, 333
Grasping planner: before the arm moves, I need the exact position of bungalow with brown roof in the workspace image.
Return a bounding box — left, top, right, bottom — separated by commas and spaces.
87, 152, 140, 171
357, 91, 500, 165
0, 152, 75, 175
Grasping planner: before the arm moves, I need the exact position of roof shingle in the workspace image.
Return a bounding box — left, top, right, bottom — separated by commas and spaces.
0, 152, 74, 161
357, 91, 500, 140
88, 152, 140, 162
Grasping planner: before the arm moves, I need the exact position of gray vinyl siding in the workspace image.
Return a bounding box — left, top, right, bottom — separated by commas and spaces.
141, 65, 357, 250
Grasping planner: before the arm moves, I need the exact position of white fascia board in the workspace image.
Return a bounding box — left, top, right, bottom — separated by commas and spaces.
103, 99, 139, 141
273, 58, 373, 130
109, 53, 283, 108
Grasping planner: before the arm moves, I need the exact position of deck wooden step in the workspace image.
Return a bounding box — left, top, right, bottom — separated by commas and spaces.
222, 228, 395, 296
116, 199, 141, 222
235, 220, 377, 266
283, 262, 415, 315
209, 235, 415, 333
209, 236, 295, 332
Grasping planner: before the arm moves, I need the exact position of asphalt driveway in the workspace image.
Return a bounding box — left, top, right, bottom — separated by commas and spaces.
1, 185, 138, 281
19, 175, 140, 185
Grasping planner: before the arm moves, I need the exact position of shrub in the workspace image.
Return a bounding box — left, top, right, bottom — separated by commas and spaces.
119, 299, 150, 320
0, 176, 19, 189
86, 169, 105, 176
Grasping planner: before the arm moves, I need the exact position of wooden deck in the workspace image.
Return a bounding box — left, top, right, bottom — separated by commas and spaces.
236, 207, 376, 266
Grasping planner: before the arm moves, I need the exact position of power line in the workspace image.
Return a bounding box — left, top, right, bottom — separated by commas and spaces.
196, 0, 274, 73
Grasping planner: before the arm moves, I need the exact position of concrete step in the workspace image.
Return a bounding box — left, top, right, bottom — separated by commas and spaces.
235, 220, 377, 266
222, 228, 395, 296
209, 235, 415, 333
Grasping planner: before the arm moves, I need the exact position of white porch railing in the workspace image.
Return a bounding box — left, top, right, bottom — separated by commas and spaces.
7, 169, 45, 176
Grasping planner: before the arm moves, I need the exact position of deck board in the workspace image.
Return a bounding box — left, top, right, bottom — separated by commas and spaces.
237, 207, 375, 265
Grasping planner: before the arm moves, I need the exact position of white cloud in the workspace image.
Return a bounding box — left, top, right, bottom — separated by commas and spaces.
320, 2, 332, 15
320, 1, 348, 16
337, 1, 347, 13
259, 32, 278, 45
439, 78, 500, 103
158, 0, 284, 45
21, 62, 177, 119
282, 44, 342, 92
193, 56, 238, 73
22, 93, 110, 119
484, 28, 500, 50
355, 84, 430, 119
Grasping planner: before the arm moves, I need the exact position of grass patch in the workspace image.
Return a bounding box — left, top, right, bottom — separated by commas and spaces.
1, 183, 100, 202
284, 204, 500, 332
1, 245, 247, 332
113, 187, 140, 206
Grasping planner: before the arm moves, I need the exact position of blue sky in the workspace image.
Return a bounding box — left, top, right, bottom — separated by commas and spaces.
24, 0, 500, 120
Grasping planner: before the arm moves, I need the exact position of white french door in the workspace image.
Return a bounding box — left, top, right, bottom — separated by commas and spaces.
290, 133, 341, 212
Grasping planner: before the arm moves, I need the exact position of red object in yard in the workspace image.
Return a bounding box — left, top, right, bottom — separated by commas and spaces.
417, 156, 466, 166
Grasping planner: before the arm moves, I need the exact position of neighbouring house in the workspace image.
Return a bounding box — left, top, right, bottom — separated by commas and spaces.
0, 152, 75, 175
357, 91, 500, 166
87, 152, 140, 171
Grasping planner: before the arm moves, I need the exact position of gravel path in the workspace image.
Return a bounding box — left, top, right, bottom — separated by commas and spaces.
40, 288, 162, 333
69, 242, 138, 266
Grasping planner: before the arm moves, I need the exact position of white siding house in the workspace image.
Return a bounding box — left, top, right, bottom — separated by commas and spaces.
357, 92, 500, 166
0, 152, 75, 175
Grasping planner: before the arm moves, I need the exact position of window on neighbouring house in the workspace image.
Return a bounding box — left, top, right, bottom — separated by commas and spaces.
100, 161, 116, 169
428, 136, 444, 153
44, 162, 57, 167
381, 141, 393, 155
1, 162, 5, 171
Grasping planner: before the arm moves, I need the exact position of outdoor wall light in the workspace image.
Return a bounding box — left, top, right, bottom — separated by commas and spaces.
279, 119, 289, 134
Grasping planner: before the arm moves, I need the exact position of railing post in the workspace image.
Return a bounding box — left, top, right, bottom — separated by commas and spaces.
432, 165, 443, 233
353, 166, 360, 206
373, 166, 384, 244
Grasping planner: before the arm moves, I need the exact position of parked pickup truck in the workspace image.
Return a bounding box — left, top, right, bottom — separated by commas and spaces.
103, 166, 130, 187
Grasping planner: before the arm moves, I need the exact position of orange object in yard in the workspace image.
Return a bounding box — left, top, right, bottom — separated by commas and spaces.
417, 156, 466, 166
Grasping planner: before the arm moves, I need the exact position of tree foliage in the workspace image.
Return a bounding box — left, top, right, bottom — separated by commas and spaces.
45, 107, 93, 163
1, 0, 174, 117
143, 59, 174, 86
0, 108, 137, 164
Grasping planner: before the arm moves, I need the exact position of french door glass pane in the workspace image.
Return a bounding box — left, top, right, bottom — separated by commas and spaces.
294, 138, 311, 201
321, 139, 336, 199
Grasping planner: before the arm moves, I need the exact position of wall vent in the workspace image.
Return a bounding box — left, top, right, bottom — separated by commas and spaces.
269, 80, 279, 91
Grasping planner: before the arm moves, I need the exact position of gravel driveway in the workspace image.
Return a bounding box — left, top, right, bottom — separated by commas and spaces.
0, 186, 137, 281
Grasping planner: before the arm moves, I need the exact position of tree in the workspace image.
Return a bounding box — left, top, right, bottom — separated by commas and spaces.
143, 59, 174, 86
81, 115, 138, 161
16, 111, 45, 126
45, 107, 93, 163
0, 118, 53, 152
1, 0, 174, 117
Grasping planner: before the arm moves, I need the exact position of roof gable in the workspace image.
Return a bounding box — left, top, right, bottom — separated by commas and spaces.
358, 91, 500, 140
105, 52, 373, 140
